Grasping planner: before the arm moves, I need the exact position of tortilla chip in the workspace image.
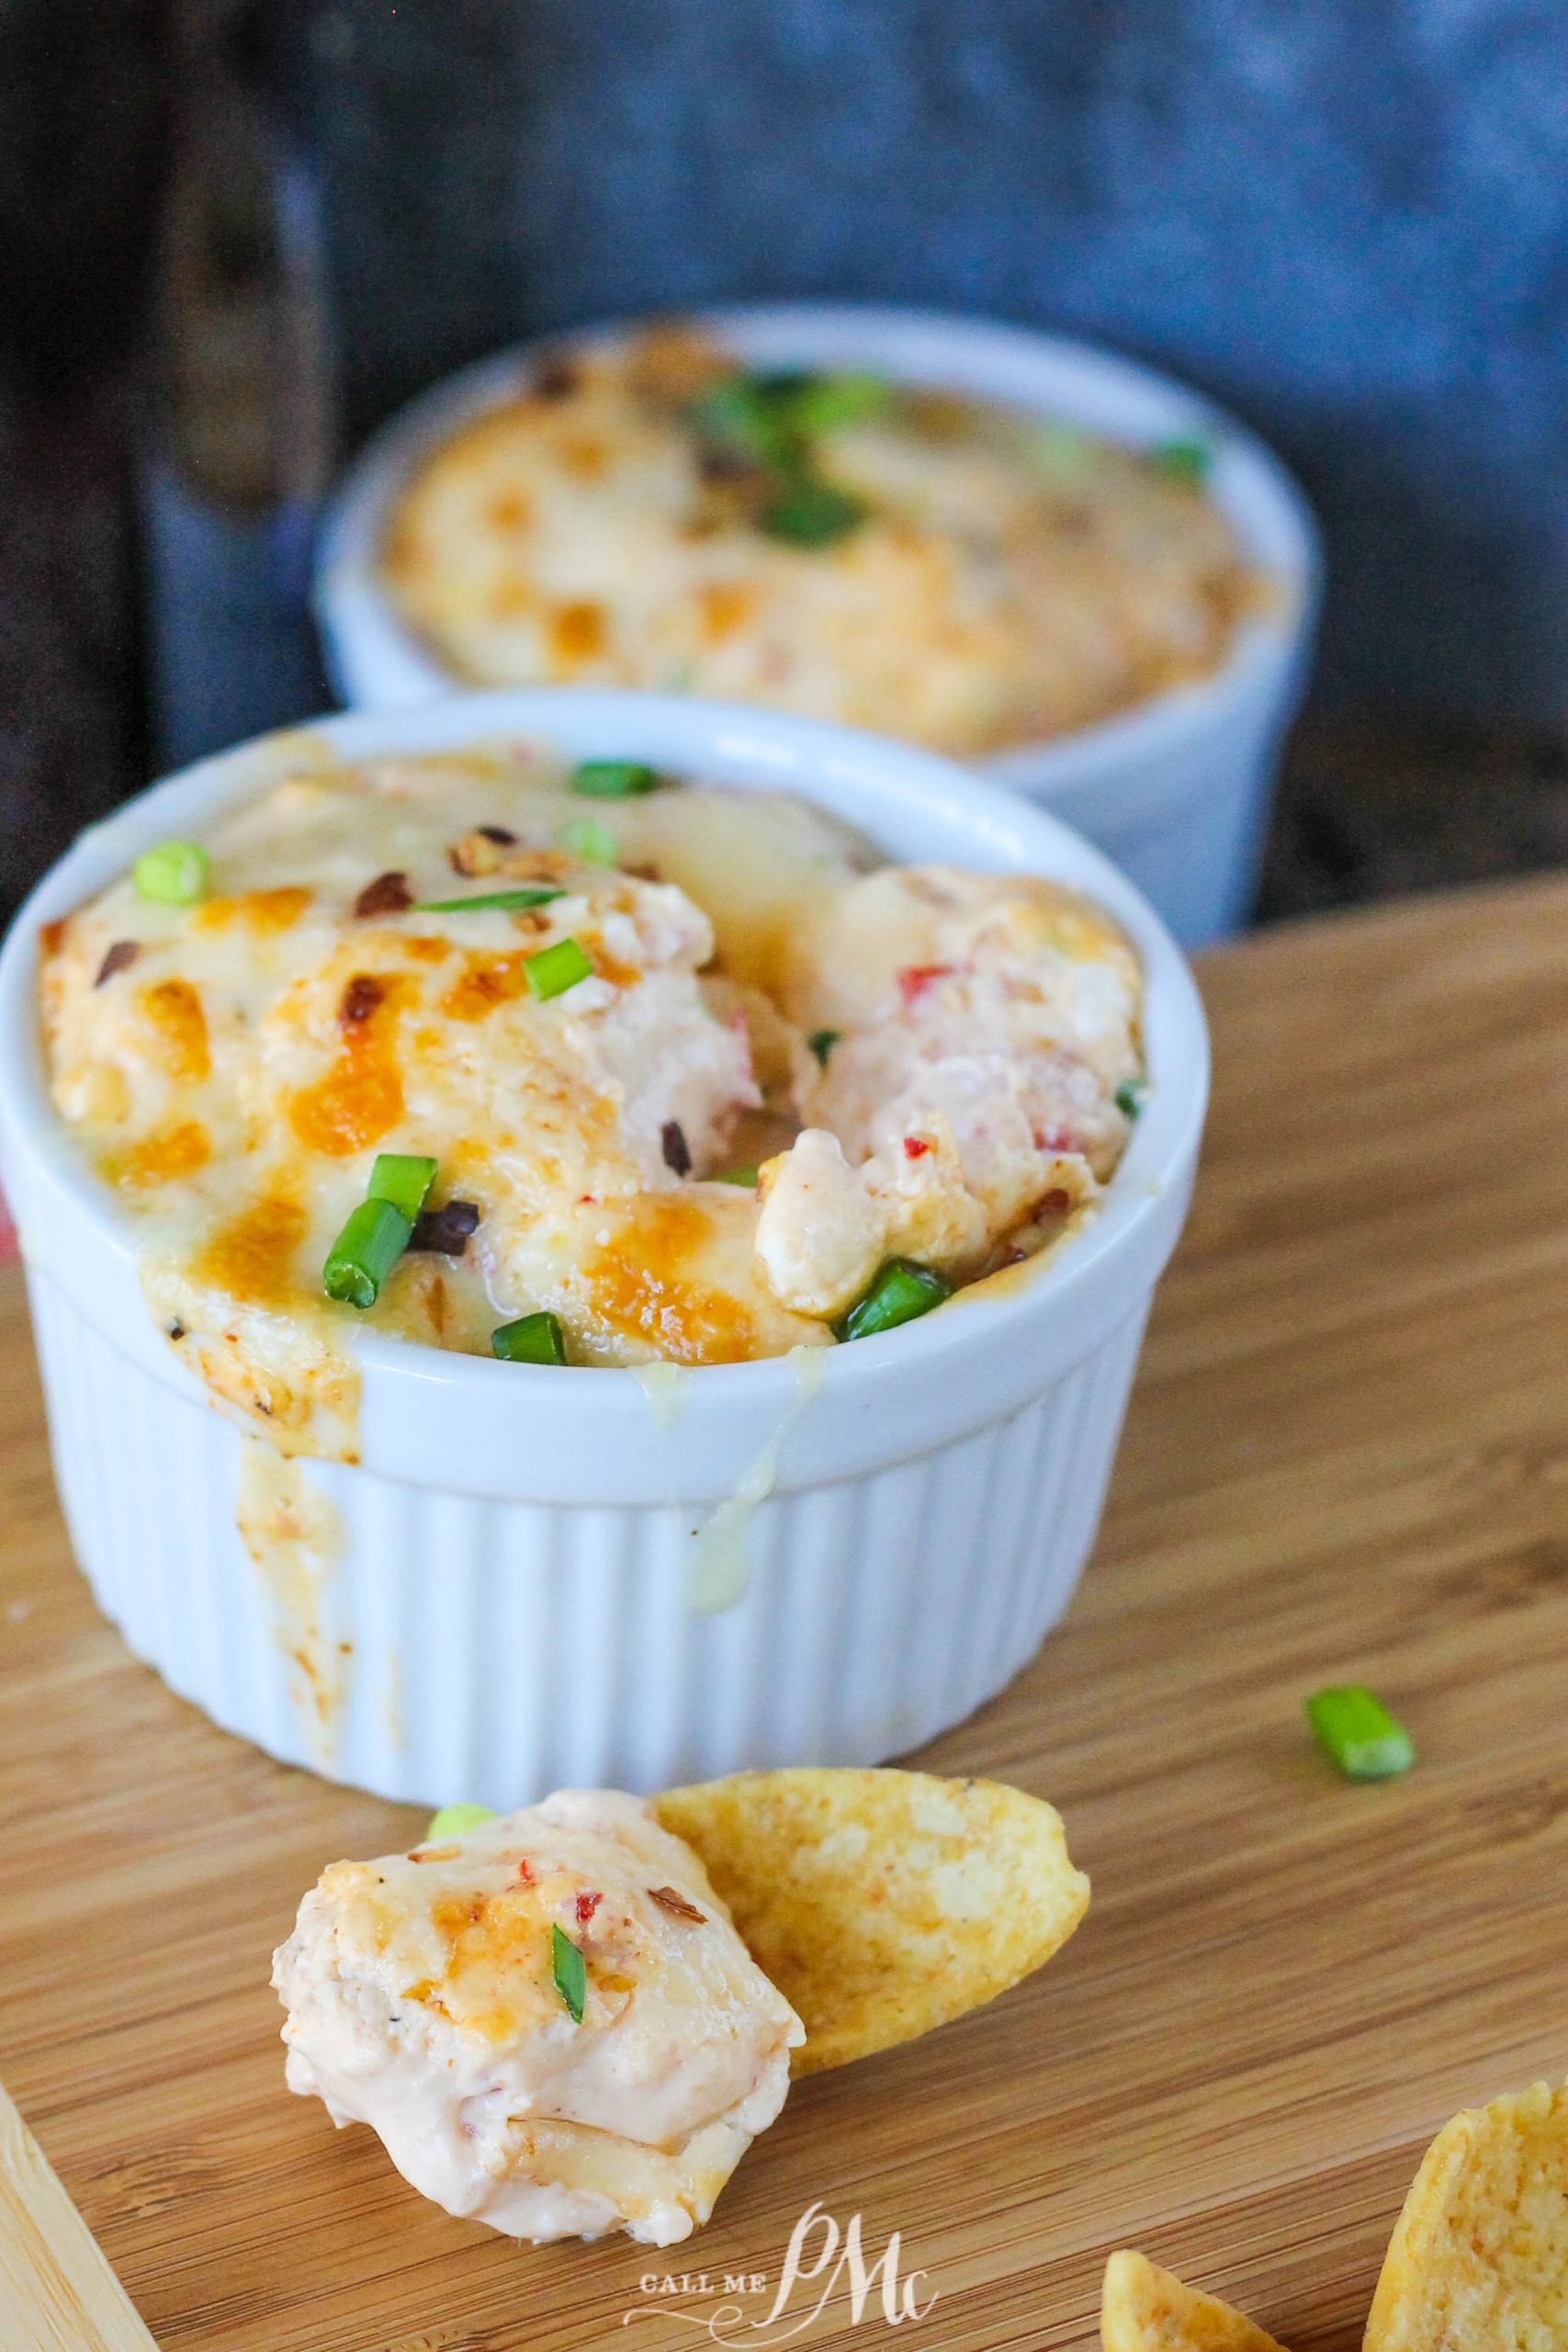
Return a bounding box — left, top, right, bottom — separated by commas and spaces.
1364, 2078, 1568, 2350
1100, 2251, 1290, 2350
650, 1767, 1088, 2075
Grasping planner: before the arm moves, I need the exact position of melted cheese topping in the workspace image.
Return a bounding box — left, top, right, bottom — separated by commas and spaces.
38, 744, 1144, 1452
383, 323, 1262, 756
272, 1790, 804, 2244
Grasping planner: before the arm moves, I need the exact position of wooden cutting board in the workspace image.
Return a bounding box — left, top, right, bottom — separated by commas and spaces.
6, 872, 1568, 2351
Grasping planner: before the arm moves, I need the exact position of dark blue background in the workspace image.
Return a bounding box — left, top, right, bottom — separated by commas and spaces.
299, 0, 1568, 722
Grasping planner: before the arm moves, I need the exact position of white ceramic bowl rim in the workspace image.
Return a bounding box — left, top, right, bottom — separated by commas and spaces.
0, 691, 1207, 1497
314, 301, 1321, 819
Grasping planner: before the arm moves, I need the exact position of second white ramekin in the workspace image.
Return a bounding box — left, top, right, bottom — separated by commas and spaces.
0, 692, 1207, 1806
315, 305, 1321, 949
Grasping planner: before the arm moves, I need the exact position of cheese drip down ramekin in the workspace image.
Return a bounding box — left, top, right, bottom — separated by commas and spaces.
0, 692, 1208, 1804
316, 304, 1320, 950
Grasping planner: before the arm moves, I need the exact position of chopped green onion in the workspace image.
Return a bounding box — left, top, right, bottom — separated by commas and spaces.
322, 1197, 412, 1310
836, 1258, 953, 1343
1151, 435, 1212, 485
759, 477, 867, 548
807, 1028, 840, 1068
426, 1803, 496, 1840
1030, 423, 1094, 482
689, 374, 800, 472
367, 1152, 438, 1221
1115, 1078, 1147, 1119
492, 1309, 567, 1365
412, 887, 564, 913
525, 936, 593, 1001
570, 760, 661, 799
787, 371, 892, 435
1304, 1686, 1414, 1781
551, 1921, 587, 2023
715, 1164, 759, 1187
559, 813, 619, 865
133, 840, 210, 907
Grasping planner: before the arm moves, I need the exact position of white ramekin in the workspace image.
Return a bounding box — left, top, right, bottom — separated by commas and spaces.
0, 692, 1207, 1806
314, 304, 1321, 950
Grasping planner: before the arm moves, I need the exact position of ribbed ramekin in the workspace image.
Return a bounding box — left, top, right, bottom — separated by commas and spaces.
0, 692, 1207, 1805
315, 304, 1320, 949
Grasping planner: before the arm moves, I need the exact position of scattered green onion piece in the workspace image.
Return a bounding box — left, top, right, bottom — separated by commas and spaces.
787, 370, 892, 435
322, 1197, 412, 1310
426, 1803, 496, 1840
412, 887, 565, 914
836, 1258, 953, 1343
559, 813, 619, 865
1151, 435, 1212, 484
715, 1165, 759, 1187
570, 759, 661, 799
525, 936, 593, 1001
807, 1028, 840, 1068
1030, 423, 1094, 482
367, 1152, 438, 1221
689, 374, 800, 472
551, 1921, 587, 2023
1304, 1685, 1414, 1781
133, 840, 210, 908
491, 1309, 567, 1365
1115, 1078, 1147, 1119
759, 477, 867, 548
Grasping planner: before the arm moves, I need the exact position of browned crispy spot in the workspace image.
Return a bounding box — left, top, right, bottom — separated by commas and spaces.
338, 972, 387, 1031
95, 939, 140, 987
547, 599, 606, 668
355, 871, 412, 919
291, 975, 406, 1157
440, 954, 531, 1022
39, 918, 67, 957
194, 886, 310, 935
107, 1120, 211, 1188
192, 1193, 308, 1306
139, 978, 210, 1081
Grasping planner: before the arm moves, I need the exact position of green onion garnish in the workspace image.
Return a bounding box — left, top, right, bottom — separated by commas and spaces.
836, 1258, 953, 1343
425, 1803, 496, 1840
807, 1028, 840, 1068
322, 1197, 413, 1310
715, 1165, 759, 1187
367, 1152, 437, 1222
1115, 1078, 1147, 1119
1152, 436, 1212, 484
787, 371, 891, 436
525, 936, 593, 1001
551, 1921, 587, 2023
412, 887, 565, 914
689, 374, 799, 473
569, 760, 661, 799
133, 841, 210, 908
492, 1309, 567, 1365
1304, 1686, 1414, 1781
559, 814, 619, 865
759, 477, 867, 548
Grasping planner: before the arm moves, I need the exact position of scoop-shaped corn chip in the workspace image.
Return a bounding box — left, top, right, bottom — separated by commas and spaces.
1364, 2077, 1568, 2351
1101, 2251, 1291, 2351
651, 1766, 1088, 2075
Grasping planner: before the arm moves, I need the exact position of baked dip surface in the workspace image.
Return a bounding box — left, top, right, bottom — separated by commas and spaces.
38, 741, 1144, 1454
382, 324, 1262, 756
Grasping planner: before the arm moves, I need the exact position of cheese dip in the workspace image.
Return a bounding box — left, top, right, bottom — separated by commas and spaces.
274, 1790, 804, 2244
382, 323, 1262, 757
38, 743, 1144, 1453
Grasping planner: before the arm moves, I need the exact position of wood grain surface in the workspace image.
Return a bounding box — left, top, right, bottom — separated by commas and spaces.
5, 875, 1568, 2350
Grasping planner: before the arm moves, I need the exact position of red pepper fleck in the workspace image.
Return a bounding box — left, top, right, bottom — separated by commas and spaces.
1040, 1187, 1072, 1215
902, 1136, 931, 1160
515, 1858, 534, 1886
575, 1889, 602, 1926
897, 963, 953, 1007
1033, 1127, 1074, 1155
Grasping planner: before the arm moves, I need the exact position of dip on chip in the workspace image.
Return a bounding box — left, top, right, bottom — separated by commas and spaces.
1101, 2251, 1290, 2351
275, 1768, 1089, 2243
1365, 2077, 1568, 2351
